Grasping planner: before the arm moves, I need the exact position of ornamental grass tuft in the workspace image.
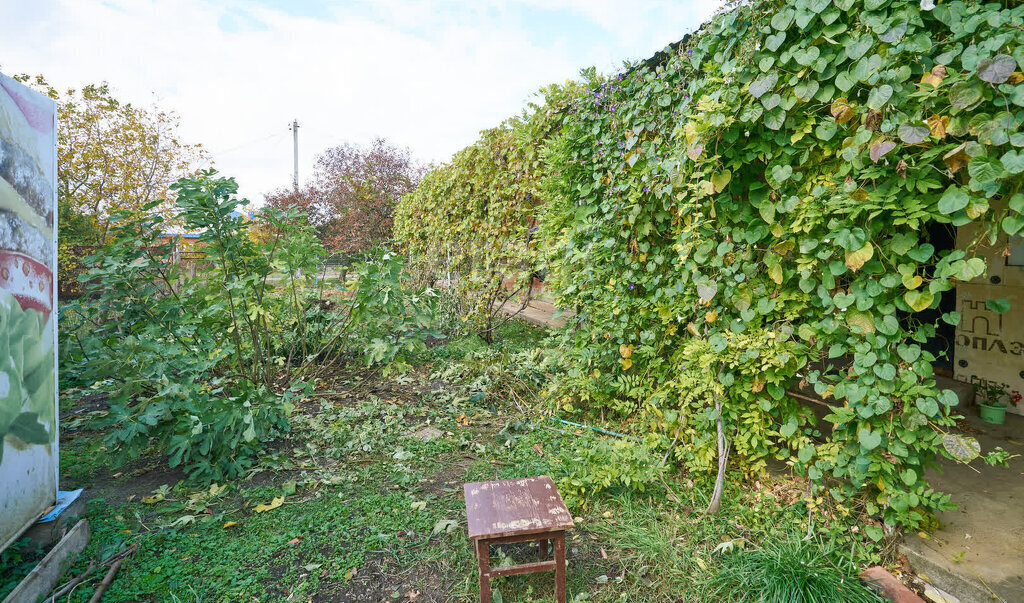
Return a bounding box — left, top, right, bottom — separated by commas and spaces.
703, 535, 886, 603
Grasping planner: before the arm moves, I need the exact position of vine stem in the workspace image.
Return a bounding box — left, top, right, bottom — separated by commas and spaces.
705, 374, 730, 516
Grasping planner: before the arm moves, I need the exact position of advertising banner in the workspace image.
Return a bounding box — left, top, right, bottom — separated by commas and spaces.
0, 72, 59, 552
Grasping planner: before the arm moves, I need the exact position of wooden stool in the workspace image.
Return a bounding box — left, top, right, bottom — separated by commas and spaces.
464, 476, 574, 603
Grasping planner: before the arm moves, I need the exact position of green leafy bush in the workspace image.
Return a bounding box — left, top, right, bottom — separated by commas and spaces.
60, 172, 439, 481
555, 436, 666, 508
346, 250, 440, 366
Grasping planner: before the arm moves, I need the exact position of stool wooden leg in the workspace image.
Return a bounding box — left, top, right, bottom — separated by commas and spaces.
476, 539, 491, 603
539, 538, 549, 559
554, 531, 566, 603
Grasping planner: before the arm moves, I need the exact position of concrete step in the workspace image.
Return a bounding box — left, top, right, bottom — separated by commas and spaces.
898, 410, 1024, 603
899, 535, 1017, 603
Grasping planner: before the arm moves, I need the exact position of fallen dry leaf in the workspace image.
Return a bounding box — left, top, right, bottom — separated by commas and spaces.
601, 547, 608, 559
287, 537, 302, 546
253, 496, 285, 513
406, 590, 421, 601
222, 522, 239, 529
533, 443, 544, 456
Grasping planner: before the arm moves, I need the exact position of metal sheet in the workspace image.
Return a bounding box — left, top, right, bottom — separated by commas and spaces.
0, 72, 58, 553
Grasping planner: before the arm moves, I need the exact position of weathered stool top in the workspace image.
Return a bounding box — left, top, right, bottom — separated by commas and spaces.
463, 475, 574, 540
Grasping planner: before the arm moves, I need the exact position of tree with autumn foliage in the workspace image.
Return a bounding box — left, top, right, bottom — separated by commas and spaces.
10, 73, 208, 296
13, 74, 208, 244
265, 138, 420, 255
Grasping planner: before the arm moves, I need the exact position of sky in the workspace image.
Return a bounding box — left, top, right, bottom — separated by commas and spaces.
1, 0, 725, 202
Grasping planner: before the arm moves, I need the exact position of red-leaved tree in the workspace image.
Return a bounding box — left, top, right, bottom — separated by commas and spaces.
265, 138, 421, 254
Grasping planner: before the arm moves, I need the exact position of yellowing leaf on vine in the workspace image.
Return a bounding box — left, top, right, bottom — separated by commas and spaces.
619, 344, 634, 359
919, 65, 947, 87
1010, 72, 1024, 85
774, 240, 795, 255
711, 170, 732, 193
592, 369, 600, 379
768, 263, 783, 284
254, 496, 285, 513
845, 242, 874, 271
702, 180, 716, 195
830, 98, 855, 124
770, 223, 785, 237
684, 123, 700, 144
705, 310, 718, 324
621, 357, 633, 370
965, 201, 988, 220
904, 290, 935, 312
902, 273, 923, 290
847, 309, 876, 334
943, 142, 969, 173
687, 322, 701, 337
926, 114, 948, 139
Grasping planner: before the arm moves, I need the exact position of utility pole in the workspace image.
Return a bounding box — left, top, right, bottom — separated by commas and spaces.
289, 119, 300, 190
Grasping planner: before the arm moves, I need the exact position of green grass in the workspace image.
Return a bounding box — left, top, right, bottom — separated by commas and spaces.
17, 318, 889, 602
702, 536, 886, 603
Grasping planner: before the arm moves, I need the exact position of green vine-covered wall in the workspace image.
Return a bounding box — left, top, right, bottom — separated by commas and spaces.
398, 0, 1024, 528
395, 83, 580, 339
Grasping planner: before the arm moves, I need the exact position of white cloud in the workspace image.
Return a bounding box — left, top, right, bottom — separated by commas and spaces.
0, 0, 724, 202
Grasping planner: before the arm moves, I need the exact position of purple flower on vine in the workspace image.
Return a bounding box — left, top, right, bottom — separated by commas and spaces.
629, 284, 635, 290
687, 49, 693, 56
644, 186, 649, 192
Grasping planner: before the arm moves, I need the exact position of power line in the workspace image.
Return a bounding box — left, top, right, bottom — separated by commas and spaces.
213, 132, 287, 157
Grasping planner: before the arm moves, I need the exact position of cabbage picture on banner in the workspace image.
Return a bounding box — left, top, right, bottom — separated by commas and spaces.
0, 72, 58, 551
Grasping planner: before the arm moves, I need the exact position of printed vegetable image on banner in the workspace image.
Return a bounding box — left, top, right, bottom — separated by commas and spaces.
0, 71, 58, 552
